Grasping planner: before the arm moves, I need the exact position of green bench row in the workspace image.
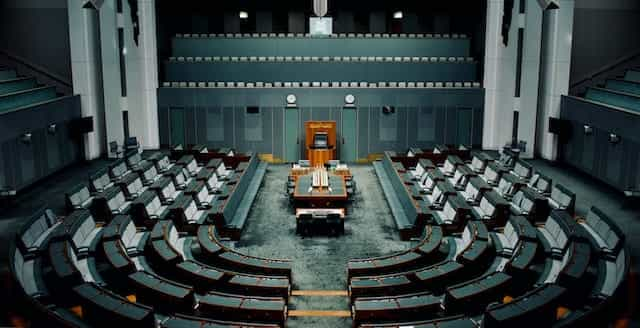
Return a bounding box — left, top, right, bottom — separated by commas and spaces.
164, 61, 478, 83
171, 37, 471, 58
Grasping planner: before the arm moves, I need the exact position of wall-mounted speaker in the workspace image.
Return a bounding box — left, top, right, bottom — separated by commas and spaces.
70, 117, 94, 136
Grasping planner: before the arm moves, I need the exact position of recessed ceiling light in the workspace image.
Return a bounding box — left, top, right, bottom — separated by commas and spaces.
393, 11, 403, 19
239, 11, 249, 19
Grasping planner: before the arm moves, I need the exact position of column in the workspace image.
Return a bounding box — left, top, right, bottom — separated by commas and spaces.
482, 0, 518, 152
518, 2, 544, 158
67, 1, 104, 160
99, 0, 125, 156
538, 0, 575, 160
126, 0, 159, 149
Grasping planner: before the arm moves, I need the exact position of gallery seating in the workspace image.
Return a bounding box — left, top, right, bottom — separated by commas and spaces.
197, 225, 293, 278
352, 292, 441, 325
73, 282, 155, 328
197, 291, 287, 325
358, 315, 477, 328
137, 160, 160, 186
128, 270, 195, 312
116, 172, 146, 200
109, 159, 132, 183
527, 172, 552, 196
441, 155, 464, 177
90, 186, 131, 220
430, 194, 472, 232
160, 313, 279, 328
482, 283, 566, 327
471, 190, 510, 228
147, 152, 173, 173
130, 189, 170, 227
168, 194, 210, 230
66, 184, 94, 212
16, 207, 61, 256
460, 176, 492, 205
184, 180, 217, 209
164, 165, 190, 190
347, 225, 445, 279
510, 187, 550, 223
470, 152, 494, 174
548, 184, 576, 215
443, 271, 512, 314
510, 159, 533, 182
149, 176, 181, 204
89, 168, 115, 194
495, 173, 524, 200
176, 154, 201, 177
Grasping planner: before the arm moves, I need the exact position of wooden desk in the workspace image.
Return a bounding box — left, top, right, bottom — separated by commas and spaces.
292, 172, 348, 207
307, 147, 336, 167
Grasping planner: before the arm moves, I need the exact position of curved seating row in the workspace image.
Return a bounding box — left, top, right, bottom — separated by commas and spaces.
367, 146, 629, 327
347, 225, 445, 279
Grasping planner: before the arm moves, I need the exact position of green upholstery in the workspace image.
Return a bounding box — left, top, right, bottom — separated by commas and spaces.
585, 87, 640, 113
606, 79, 640, 96
0, 69, 17, 81
0, 77, 37, 95
164, 61, 477, 82
624, 69, 640, 83
0, 86, 56, 112
172, 36, 470, 57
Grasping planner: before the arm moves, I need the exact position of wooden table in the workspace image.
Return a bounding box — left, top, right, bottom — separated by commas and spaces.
292, 173, 348, 207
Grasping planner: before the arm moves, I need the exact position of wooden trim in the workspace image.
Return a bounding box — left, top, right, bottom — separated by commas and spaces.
288, 310, 351, 317
290, 290, 348, 296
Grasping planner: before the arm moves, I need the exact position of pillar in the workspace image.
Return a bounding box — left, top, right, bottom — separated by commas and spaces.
538, 0, 575, 160
67, 1, 104, 160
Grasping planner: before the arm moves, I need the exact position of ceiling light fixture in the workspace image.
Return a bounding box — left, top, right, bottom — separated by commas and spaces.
239, 11, 249, 19
393, 11, 403, 19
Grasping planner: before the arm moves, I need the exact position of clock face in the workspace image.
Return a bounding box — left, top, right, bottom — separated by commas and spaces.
345, 94, 355, 104
287, 94, 297, 104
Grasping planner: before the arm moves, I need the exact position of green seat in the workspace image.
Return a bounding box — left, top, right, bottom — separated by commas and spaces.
624, 69, 640, 83
0, 86, 57, 112
605, 79, 640, 96
585, 87, 640, 112
0, 69, 17, 81
0, 77, 36, 95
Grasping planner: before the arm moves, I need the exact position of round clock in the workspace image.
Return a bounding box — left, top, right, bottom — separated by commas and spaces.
345, 94, 355, 104
286, 94, 297, 104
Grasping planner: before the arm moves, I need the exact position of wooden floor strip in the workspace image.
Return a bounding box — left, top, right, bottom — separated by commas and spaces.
291, 290, 348, 296
288, 310, 351, 317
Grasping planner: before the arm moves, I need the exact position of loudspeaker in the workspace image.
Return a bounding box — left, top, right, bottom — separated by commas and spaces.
70, 117, 94, 136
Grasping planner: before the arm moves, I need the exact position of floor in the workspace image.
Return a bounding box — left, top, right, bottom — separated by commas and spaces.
0, 158, 638, 327
230, 164, 410, 327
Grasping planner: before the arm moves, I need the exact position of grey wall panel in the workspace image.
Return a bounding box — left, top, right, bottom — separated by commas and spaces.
273, 107, 284, 159
157, 88, 485, 161
0, 95, 81, 193
560, 95, 640, 194
357, 106, 369, 158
